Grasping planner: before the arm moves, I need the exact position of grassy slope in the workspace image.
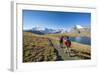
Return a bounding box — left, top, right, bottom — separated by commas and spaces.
43, 33, 90, 53
49, 37, 91, 59
23, 32, 91, 62
23, 32, 62, 62
44, 32, 91, 59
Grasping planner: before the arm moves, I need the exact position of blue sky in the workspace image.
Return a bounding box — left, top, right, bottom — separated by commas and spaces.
23, 10, 91, 30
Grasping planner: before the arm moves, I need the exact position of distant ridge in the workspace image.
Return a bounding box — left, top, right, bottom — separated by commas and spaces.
23, 25, 90, 35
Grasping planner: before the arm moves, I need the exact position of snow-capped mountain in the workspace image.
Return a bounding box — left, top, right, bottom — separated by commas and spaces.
24, 25, 90, 36
69, 25, 90, 37
71, 25, 85, 31
32, 27, 45, 31
75, 25, 84, 29
25, 27, 64, 34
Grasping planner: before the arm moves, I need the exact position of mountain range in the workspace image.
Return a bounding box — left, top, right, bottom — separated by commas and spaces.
24, 25, 90, 35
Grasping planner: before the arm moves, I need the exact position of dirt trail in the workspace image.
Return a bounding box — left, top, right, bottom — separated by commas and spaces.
48, 38, 82, 60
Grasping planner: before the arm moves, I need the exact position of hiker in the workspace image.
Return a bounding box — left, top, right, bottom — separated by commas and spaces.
59, 36, 64, 48
64, 36, 71, 56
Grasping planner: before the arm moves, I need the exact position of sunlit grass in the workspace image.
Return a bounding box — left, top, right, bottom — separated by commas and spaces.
23, 32, 91, 62
23, 32, 61, 62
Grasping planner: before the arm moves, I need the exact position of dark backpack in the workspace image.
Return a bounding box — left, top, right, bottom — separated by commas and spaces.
60, 37, 63, 43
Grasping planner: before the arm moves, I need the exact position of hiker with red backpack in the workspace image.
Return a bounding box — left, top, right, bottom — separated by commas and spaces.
63, 36, 71, 56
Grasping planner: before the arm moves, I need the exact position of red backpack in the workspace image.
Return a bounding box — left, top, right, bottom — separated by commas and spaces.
64, 40, 71, 47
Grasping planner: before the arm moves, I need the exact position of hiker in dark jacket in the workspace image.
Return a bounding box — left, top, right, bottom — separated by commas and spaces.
64, 36, 71, 56
59, 36, 64, 48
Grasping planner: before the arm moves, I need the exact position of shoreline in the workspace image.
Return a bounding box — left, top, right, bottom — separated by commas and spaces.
71, 42, 91, 54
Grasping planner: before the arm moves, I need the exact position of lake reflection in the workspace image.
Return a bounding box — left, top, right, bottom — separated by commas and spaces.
70, 37, 91, 45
